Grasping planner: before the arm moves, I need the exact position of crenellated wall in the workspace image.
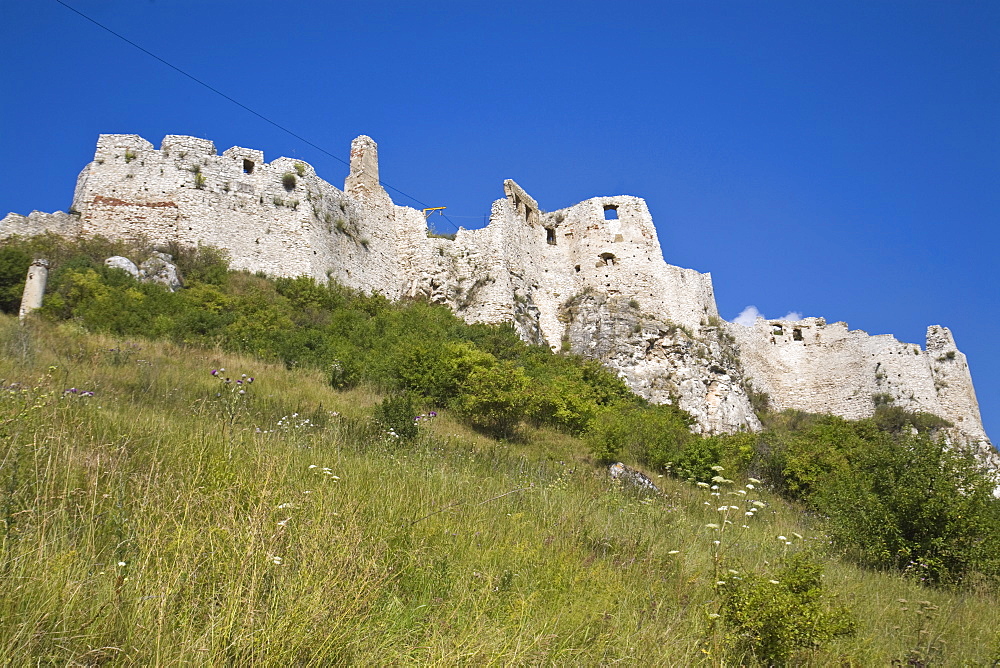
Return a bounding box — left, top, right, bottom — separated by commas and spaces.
0, 132, 991, 451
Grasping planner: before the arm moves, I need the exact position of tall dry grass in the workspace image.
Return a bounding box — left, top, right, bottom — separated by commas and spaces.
1, 315, 998, 665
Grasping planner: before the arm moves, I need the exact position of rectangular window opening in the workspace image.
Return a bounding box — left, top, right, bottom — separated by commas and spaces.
603, 205, 619, 220
546, 228, 556, 245
243, 159, 255, 174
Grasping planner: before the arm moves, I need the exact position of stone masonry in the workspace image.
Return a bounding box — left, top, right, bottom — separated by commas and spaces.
0, 133, 991, 452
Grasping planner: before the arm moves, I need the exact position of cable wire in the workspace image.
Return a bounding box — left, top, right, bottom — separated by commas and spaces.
53, 0, 462, 232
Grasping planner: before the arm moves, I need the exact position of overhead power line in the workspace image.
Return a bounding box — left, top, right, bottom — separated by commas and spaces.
53, 0, 461, 232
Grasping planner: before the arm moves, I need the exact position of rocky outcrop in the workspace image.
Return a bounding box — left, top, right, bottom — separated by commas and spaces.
562, 293, 760, 434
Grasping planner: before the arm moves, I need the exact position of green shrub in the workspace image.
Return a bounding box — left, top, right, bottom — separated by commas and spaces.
282, 172, 297, 190
721, 553, 856, 664
455, 360, 531, 437
587, 403, 694, 470
872, 404, 951, 435
0, 246, 31, 313
813, 433, 1000, 585
374, 393, 419, 441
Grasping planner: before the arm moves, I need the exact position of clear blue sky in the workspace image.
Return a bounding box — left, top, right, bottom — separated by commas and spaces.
2, 1, 997, 442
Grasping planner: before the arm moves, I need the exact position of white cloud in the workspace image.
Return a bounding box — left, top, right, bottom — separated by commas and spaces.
732, 306, 803, 326
733, 306, 763, 326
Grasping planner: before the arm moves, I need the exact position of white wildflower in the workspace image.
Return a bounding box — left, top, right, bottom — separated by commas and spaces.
777, 535, 787, 541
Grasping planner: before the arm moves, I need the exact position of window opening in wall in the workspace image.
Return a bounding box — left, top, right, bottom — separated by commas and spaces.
793, 328, 803, 341
546, 228, 556, 245
599, 252, 616, 266
243, 159, 255, 174
603, 205, 619, 220
772, 324, 783, 336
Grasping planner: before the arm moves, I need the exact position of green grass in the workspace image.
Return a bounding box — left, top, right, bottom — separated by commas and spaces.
2, 315, 999, 665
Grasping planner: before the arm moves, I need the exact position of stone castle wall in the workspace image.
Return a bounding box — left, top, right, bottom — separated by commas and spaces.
0, 132, 990, 449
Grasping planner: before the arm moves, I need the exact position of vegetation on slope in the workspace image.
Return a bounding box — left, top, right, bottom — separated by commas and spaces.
2, 234, 1000, 664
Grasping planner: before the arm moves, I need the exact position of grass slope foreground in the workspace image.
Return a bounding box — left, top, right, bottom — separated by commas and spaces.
1, 235, 1000, 664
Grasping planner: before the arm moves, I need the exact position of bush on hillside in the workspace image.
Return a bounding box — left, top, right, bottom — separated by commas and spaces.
587, 403, 694, 470
374, 393, 420, 441
721, 553, 856, 664
812, 433, 1000, 585
0, 246, 31, 313
455, 360, 532, 438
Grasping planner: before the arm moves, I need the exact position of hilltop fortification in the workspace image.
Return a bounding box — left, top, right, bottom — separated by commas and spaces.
2, 133, 991, 454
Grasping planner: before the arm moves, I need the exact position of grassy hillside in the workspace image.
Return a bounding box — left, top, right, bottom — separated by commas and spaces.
3, 316, 1000, 665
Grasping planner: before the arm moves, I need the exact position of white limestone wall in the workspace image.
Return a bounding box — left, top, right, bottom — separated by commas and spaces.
551, 195, 719, 333
5, 131, 990, 446
732, 317, 989, 446
0, 210, 81, 239
71, 134, 407, 295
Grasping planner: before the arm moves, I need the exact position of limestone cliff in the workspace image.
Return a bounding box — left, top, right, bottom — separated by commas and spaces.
0, 133, 991, 454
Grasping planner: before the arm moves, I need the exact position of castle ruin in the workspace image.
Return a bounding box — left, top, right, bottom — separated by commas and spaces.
2, 133, 992, 456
